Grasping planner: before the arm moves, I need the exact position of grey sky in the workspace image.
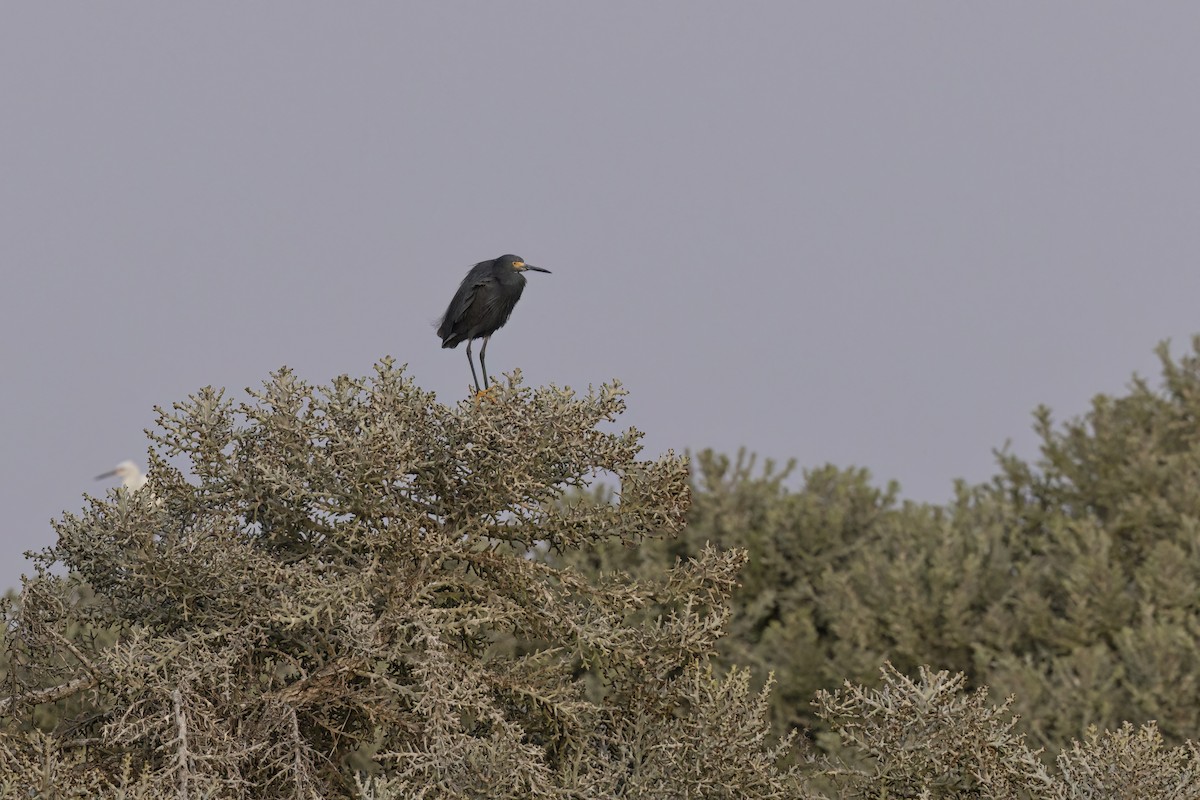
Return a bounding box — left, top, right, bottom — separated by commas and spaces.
3, 5, 1199, 592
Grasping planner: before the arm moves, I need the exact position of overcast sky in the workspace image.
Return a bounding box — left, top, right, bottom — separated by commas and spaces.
3, 4, 1199, 592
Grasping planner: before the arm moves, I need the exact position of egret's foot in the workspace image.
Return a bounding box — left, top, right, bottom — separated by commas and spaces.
473, 385, 500, 406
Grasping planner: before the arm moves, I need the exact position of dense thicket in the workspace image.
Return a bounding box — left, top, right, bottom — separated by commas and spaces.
573, 337, 1200, 758
3, 341, 1200, 797
1, 365, 799, 798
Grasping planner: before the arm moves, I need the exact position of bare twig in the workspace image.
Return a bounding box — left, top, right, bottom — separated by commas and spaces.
0, 674, 97, 715
172, 687, 191, 800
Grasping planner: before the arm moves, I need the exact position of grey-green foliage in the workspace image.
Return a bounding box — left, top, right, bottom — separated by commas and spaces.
973, 338, 1200, 752
570, 338, 1200, 761
561, 451, 952, 747
1, 362, 802, 799
814, 663, 1200, 800
8, 345, 1200, 798
848, 333, 1200, 757
559, 455, 895, 710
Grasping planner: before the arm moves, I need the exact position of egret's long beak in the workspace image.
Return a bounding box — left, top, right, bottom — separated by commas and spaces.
95, 469, 118, 480
523, 264, 551, 273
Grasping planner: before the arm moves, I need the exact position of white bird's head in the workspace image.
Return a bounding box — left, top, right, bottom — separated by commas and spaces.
96, 460, 148, 492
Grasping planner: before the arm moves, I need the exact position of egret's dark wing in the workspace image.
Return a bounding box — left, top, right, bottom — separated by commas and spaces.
478, 276, 524, 331
437, 262, 497, 346
442, 276, 491, 329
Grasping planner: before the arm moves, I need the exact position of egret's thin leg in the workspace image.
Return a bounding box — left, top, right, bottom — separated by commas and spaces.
479, 335, 491, 390
465, 339, 482, 393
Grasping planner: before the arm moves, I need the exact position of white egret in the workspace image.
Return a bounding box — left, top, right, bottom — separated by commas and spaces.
95, 460, 148, 492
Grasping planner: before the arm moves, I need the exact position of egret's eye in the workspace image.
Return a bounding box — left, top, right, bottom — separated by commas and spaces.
513, 261, 525, 268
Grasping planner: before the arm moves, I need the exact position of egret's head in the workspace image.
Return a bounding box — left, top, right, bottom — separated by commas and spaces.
95, 460, 147, 491
499, 254, 550, 274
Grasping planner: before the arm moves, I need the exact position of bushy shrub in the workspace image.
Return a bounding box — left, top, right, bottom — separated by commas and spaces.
574, 338, 1200, 760
6, 343, 1200, 797
1, 364, 801, 798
